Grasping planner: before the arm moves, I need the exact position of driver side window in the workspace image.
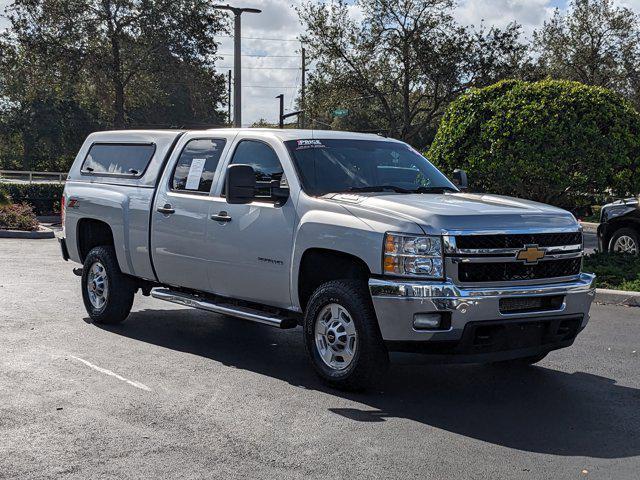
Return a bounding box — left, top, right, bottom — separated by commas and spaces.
229, 140, 286, 201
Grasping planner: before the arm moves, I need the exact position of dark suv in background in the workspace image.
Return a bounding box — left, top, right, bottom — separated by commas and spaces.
598, 198, 640, 255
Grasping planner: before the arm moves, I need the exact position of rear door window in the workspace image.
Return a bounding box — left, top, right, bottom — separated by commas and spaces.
171, 138, 227, 193
82, 143, 156, 176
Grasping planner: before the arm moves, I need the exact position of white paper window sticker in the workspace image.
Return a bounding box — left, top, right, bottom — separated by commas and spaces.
185, 158, 207, 190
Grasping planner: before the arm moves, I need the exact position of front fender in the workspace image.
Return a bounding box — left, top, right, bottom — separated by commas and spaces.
291, 207, 383, 310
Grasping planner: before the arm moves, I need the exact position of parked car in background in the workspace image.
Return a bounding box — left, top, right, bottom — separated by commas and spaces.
597, 198, 640, 255
59, 128, 595, 390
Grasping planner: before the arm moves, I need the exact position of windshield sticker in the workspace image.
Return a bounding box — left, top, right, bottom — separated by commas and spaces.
296, 139, 326, 150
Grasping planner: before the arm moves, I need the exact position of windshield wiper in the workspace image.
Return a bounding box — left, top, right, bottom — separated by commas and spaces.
410, 186, 459, 194
345, 185, 412, 194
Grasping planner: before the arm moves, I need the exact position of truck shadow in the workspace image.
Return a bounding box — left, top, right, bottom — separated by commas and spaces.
94, 307, 640, 459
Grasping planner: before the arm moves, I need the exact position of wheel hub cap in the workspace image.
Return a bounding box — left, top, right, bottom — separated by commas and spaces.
314, 303, 357, 371
613, 235, 638, 254
87, 261, 109, 310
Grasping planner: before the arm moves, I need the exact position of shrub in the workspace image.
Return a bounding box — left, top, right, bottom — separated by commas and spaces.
0, 203, 40, 231
0, 189, 9, 206
0, 182, 64, 215
583, 252, 640, 292
428, 79, 640, 211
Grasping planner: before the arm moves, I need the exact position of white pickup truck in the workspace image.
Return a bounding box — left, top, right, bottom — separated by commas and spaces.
59, 128, 595, 390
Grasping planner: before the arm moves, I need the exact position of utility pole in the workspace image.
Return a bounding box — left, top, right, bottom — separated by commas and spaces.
227, 69, 232, 126
301, 47, 306, 129
276, 94, 284, 129
212, 5, 261, 128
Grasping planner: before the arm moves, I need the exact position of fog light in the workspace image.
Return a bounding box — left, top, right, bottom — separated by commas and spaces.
413, 313, 442, 330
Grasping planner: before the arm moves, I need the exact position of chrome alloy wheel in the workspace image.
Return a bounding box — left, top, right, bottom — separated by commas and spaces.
314, 303, 357, 371
613, 235, 639, 254
87, 261, 109, 310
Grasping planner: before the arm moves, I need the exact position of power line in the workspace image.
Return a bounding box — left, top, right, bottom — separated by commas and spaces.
215, 35, 301, 42
290, 69, 301, 110
218, 66, 301, 70
217, 53, 300, 58
242, 85, 299, 89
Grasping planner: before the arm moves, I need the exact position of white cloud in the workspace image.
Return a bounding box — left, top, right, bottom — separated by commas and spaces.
0, 0, 11, 31
455, 0, 559, 38
215, 0, 307, 126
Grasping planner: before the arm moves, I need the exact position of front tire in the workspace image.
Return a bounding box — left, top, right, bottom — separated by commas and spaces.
609, 227, 639, 255
303, 280, 389, 391
81, 246, 135, 324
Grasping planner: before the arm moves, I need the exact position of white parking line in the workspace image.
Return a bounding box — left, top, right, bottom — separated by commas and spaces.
70, 356, 151, 391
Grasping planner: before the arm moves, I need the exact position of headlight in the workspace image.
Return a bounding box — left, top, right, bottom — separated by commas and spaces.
383, 233, 444, 278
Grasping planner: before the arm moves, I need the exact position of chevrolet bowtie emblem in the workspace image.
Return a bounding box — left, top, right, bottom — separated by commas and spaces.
516, 244, 546, 265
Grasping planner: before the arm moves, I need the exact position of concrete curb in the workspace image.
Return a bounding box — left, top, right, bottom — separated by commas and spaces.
0, 226, 55, 239
579, 221, 598, 234
595, 288, 640, 307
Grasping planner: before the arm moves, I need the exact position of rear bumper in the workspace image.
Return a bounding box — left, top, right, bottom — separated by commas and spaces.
58, 236, 70, 261
369, 273, 596, 361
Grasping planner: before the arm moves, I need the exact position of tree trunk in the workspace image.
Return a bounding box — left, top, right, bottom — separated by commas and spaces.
110, 36, 126, 128
113, 78, 126, 128
401, 45, 411, 141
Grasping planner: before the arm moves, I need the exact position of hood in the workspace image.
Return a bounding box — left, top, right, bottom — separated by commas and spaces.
329, 192, 578, 234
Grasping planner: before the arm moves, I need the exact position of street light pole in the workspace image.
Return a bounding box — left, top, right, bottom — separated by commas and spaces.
276, 94, 284, 129
276, 93, 303, 128
227, 69, 232, 125
212, 4, 261, 128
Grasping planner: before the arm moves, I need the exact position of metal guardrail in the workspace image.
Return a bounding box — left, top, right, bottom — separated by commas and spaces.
0, 170, 68, 184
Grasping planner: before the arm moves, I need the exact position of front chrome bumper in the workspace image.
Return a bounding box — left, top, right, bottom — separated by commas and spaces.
369, 273, 596, 343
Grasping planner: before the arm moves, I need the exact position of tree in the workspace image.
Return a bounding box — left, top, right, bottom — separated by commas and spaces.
0, 0, 228, 170
428, 79, 640, 210
297, 0, 529, 144
3, 0, 227, 128
534, 0, 640, 108
251, 118, 278, 128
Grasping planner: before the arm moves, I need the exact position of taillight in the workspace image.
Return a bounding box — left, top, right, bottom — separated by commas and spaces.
61, 194, 66, 226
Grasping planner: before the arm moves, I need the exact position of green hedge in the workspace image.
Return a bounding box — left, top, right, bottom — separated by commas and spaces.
0, 183, 64, 215
583, 253, 640, 292
428, 79, 640, 211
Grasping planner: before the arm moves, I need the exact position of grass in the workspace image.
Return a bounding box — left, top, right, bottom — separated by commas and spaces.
583, 252, 640, 292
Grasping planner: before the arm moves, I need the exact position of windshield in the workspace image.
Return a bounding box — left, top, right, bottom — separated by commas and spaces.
284, 139, 457, 196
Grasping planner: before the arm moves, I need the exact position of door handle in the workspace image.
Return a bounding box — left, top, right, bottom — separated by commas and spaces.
211, 211, 232, 222
157, 204, 175, 215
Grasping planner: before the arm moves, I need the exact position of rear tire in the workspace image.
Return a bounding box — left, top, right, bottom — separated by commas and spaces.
303, 280, 389, 391
81, 246, 135, 324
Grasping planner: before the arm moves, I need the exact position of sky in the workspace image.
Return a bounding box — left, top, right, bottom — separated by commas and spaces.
1, 0, 640, 126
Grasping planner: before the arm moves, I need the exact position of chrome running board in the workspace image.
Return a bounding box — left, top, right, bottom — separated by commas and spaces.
150, 288, 298, 329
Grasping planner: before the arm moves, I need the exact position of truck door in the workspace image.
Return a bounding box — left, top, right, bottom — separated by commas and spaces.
205, 138, 297, 309
151, 135, 232, 291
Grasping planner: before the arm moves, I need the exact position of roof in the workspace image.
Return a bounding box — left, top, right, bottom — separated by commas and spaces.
204, 128, 391, 142
87, 128, 399, 143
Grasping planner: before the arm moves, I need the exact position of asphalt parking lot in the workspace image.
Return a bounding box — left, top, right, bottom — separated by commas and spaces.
1, 238, 638, 480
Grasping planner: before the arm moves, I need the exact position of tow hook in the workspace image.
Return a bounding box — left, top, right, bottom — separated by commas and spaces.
73, 267, 83, 277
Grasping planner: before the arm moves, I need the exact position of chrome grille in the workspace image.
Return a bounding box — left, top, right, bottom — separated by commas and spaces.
455, 232, 583, 250
458, 258, 582, 283
446, 230, 583, 284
